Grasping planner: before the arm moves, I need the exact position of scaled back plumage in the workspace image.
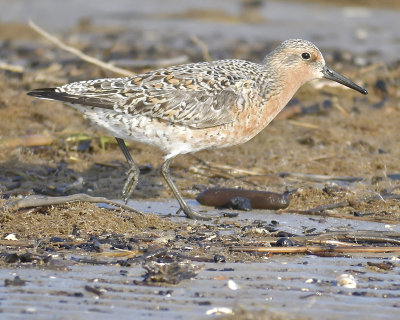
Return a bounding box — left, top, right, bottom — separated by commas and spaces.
29, 59, 267, 129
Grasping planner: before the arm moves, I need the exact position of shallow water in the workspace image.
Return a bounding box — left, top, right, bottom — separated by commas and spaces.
130, 199, 400, 233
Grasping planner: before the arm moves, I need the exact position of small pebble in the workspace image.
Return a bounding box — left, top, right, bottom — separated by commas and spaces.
222, 212, 239, 218
227, 196, 252, 211
227, 279, 239, 290
214, 255, 226, 263
4, 276, 27, 287
275, 237, 294, 247
19, 253, 34, 263
84, 285, 104, 296
4, 233, 18, 241
5, 253, 19, 263
270, 220, 279, 226
367, 261, 394, 271
93, 240, 103, 253
23, 307, 37, 314
205, 307, 233, 315
336, 274, 357, 288
304, 228, 316, 234
375, 79, 387, 94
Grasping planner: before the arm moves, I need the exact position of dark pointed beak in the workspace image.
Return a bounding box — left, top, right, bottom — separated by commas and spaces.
322, 65, 367, 95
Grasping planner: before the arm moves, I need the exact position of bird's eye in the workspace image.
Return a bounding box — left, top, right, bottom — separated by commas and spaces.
301, 52, 311, 60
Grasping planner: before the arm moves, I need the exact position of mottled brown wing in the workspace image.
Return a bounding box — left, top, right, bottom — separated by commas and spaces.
53, 60, 258, 129
116, 87, 243, 129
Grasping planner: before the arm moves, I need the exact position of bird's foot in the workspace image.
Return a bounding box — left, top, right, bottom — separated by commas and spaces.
121, 166, 139, 204
176, 204, 212, 221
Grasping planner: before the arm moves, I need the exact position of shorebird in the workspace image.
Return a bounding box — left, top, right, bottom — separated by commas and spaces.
28, 39, 367, 220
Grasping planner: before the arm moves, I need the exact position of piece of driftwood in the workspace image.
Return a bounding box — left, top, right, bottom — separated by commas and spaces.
278, 172, 363, 182
4, 193, 143, 215
0, 131, 55, 148
28, 20, 134, 76
196, 187, 289, 210
230, 245, 400, 254
190, 35, 212, 61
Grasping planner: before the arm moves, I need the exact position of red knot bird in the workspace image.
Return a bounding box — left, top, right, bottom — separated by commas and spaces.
28, 39, 367, 220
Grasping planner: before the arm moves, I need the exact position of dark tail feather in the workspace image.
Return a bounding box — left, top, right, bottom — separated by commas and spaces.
27, 88, 58, 99
27, 88, 113, 109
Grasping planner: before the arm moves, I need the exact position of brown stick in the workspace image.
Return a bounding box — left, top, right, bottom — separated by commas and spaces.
5, 193, 143, 215
190, 35, 212, 61
0, 62, 24, 73
230, 245, 400, 254
0, 131, 55, 148
256, 231, 400, 246
283, 201, 350, 215
287, 120, 320, 129
0, 240, 33, 247
278, 172, 362, 182
28, 20, 135, 77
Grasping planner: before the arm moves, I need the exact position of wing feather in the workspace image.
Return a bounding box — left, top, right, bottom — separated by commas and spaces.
32, 60, 260, 129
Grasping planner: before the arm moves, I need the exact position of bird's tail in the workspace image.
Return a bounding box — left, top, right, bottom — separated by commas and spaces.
27, 88, 113, 109
27, 88, 58, 99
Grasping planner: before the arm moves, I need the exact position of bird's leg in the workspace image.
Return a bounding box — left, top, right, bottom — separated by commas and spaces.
161, 157, 211, 220
115, 137, 139, 203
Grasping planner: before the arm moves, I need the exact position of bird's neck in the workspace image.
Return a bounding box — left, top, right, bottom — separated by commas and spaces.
257, 64, 304, 125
